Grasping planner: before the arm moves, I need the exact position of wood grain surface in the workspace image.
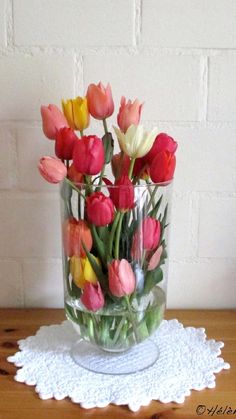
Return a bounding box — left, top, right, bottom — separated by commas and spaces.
0, 309, 235, 419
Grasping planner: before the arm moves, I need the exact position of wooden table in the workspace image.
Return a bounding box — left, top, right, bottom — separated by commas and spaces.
0, 309, 235, 419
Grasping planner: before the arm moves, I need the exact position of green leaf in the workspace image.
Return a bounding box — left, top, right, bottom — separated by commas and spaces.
143, 267, 163, 294
102, 132, 114, 164
144, 305, 163, 334
82, 242, 108, 291
149, 194, 163, 218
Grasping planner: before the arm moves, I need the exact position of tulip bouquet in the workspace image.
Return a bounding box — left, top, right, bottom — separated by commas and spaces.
39, 82, 177, 353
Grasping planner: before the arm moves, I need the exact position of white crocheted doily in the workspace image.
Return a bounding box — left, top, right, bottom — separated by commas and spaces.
7, 319, 230, 412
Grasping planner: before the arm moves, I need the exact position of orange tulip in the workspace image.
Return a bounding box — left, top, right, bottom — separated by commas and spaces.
86, 82, 114, 120
62, 218, 92, 257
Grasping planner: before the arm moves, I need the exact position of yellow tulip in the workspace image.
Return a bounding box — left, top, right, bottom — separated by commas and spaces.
62, 97, 90, 132
70, 255, 100, 289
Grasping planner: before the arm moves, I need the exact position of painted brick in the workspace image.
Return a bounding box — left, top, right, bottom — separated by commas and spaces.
23, 259, 63, 307
0, 0, 6, 46
13, 0, 134, 47
84, 54, 201, 121
168, 260, 236, 308
16, 125, 56, 191
0, 260, 23, 307
198, 197, 236, 258
0, 195, 61, 258
208, 56, 236, 121
169, 193, 196, 259
159, 126, 236, 193
0, 53, 74, 120
142, 0, 236, 48
0, 125, 16, 189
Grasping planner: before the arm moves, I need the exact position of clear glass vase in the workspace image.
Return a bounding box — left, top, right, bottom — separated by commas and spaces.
60, 179, 172, 373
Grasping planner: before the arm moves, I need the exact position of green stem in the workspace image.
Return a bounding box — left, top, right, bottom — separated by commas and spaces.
79, 130, 84, 137
108, 211, 121, 257
125, 295, 139, 342
102, 118, 108, 135
97, 119, 108, 188
115, 212, 124, 259
128, 158, 136, 179
66, 160, 70, 170
64, 177, 85, 199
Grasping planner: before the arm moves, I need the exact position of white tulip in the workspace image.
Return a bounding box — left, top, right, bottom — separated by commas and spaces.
113, 124, 158, 158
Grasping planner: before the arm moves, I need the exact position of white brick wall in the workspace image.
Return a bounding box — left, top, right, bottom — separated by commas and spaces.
0, 0, 235, 308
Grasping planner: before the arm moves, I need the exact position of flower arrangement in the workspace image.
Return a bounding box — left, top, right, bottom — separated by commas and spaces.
39, 82, 178, 352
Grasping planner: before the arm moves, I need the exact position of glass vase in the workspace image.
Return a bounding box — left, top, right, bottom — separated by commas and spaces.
60, 179, 172, 374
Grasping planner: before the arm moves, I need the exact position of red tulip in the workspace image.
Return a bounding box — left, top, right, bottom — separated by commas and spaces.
62, 218, 92, 257
41, 104, 68, 140
38, 156, 67, 184
108, 259, 136, 297
117, 96, 143, 133
55, 127, 78, 160
86, 192, 115, 226
145, 133, 178, 165
111, 152, 130, 179
133, 157, 150, 180
131, 217, 161, 260
81, 281, 105, 312
73, 135, 105, 175
86, 82, 114, 120
67, 163, 84, 185
110, 175, 134, 211
150, 151, 176, 183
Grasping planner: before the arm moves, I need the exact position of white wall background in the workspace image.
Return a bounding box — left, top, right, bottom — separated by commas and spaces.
0, 0, 236, 309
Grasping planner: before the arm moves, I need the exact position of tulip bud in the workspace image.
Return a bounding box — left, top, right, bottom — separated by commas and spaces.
150, 151, 176, 183
117, 96, 143, 133
86, 192, 115, 226
81, 281, 105, 312
67, 163, 84, 185
145, 133, 178, 165
147, 245, 163, 271
63, 218, 93, 257
111, 152, 130, 179
133, 157, 150, 180
131, 217, 161, 260
110, 175, 134, 211
62, 97, 90, 132
38, 156, 67, 184
108, 259, 136, 297
113, 125, 158, 159
55, 127, 78, 160
70, 255, 100, 289
40, 104, 68, 140
73, 135, 105, 175
87, 82, 114, 120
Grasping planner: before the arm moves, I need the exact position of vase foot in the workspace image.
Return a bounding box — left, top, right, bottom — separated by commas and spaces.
70, 339, 159, 375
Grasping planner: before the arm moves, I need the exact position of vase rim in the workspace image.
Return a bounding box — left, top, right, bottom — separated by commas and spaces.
63, 178, 174, 189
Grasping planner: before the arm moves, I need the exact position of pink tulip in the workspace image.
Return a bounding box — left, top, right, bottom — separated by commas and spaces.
40, 104, 68, 140
108, 259, 136, 297
131, 217, 161, 260
81, 281, 105, 312
147, 246, 163, 271
86, 82, 114, 120
117, 97, 143, 133
38, 156, 67, 184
